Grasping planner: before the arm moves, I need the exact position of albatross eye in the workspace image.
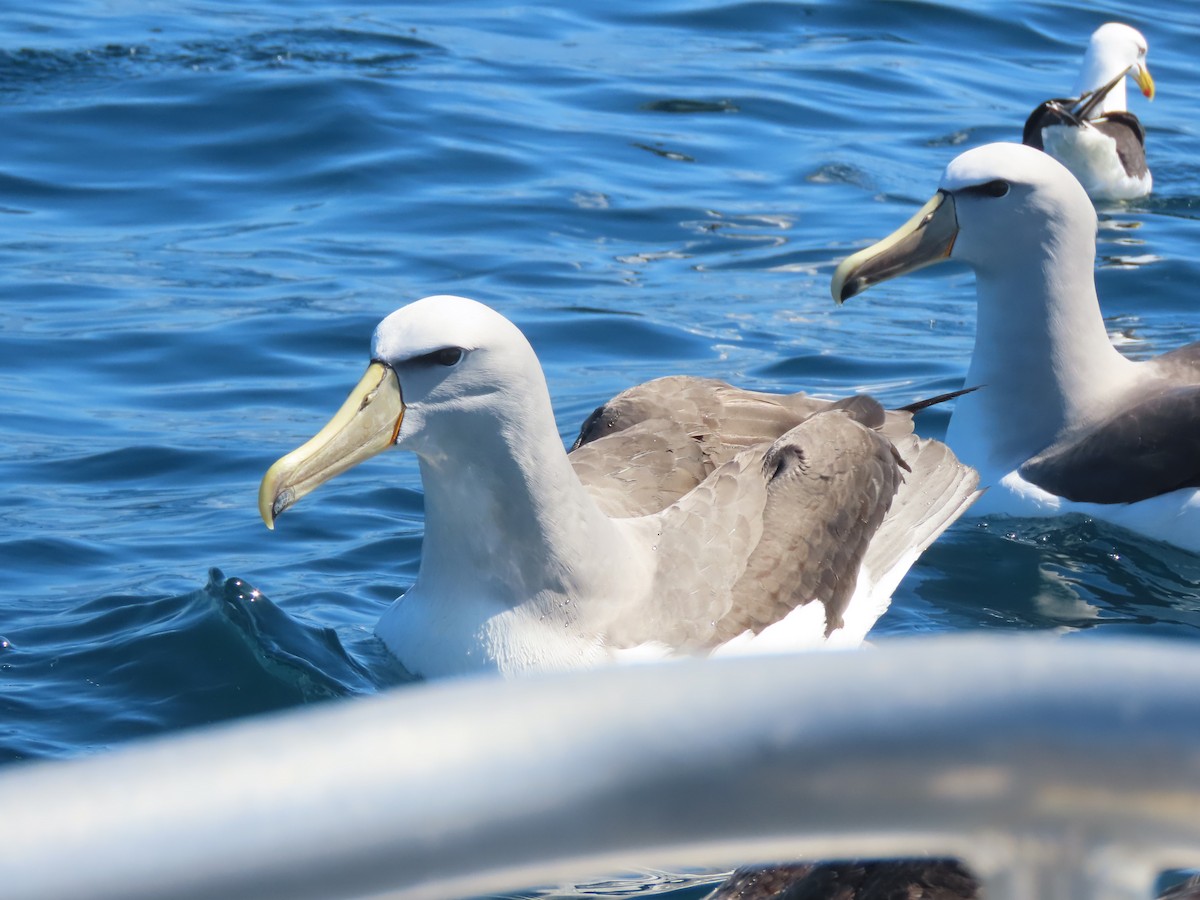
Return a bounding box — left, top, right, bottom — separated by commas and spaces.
412, 347, 465, 367
969, 179, 1010, 198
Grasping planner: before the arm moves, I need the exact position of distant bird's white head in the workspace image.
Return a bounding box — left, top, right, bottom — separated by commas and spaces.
259, 295, 546, 528
1074, 23, 1154, 114
832, 142, 1096, 300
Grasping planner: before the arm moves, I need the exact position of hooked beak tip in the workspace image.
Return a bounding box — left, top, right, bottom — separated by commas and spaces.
837, 278, 864, 305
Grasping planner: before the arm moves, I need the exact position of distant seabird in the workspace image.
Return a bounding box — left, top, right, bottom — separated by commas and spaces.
259, 295, 979, 678
1023, 22, 1155, 200
832, 142, 1199, 554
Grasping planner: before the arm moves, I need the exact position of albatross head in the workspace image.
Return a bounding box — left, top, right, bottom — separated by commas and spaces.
1074, 23, 1154, 112
831, 142, 1097, 302
259, 295, 544, 528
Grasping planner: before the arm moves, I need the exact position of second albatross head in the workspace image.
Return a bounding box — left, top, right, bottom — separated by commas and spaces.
831, 142, 1098, 304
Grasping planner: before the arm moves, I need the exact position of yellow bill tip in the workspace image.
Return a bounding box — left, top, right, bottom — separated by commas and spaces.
1135, 66, 1155, 100
831, 255, 868, 305
830, 191, 956, 306
258, 461, 290, 530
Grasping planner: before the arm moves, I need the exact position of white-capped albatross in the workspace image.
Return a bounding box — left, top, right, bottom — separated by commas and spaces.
259, 295, 979, 679
832, 142, 1200, 554
1022, 22, 1155, 201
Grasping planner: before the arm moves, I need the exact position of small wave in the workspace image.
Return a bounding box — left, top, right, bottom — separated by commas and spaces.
0, 27, 442, 102
211, 567, 405, 698
0, 569, 407, 763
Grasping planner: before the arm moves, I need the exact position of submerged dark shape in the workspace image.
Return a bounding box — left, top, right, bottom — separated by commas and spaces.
705, 861, 1200, 900
705, 860, 978, 899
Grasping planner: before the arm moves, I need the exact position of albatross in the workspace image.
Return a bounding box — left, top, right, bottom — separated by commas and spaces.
1022, 22, 1155, 201
832, 142, 1200, 554
259, 295, 979, 678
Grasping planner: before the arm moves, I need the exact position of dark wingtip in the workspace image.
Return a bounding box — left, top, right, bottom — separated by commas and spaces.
897, 385, 982, 415
570, 404, 609, 451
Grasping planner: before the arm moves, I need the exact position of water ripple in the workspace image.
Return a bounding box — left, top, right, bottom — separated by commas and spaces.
3, 0, 1200, 798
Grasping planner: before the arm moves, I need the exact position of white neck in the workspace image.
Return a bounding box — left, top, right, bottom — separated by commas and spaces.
378, 391, 642, 677
949, 234, 1135, 472
1073, 58, 1129, 115
418, 423, 627, 609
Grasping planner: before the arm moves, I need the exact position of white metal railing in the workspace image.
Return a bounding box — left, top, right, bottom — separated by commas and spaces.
2, 634, 1199, 900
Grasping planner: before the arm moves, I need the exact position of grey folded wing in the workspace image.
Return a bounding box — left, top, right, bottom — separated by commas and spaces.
598, 409, 910, 651
1021, 384, 1200, 503
1022, 346, 1200, 503
568, 375, 978, 651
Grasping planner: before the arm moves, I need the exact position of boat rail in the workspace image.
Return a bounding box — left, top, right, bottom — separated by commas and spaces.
2, 634, 1198, 900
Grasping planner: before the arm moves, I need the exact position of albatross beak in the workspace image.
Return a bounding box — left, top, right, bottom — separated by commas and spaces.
831, 190, 959, 304
1133, 63, 1155, 100
259, 361, 404, 529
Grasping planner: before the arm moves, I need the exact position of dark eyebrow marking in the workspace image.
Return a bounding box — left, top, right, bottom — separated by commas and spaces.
410, 347, 465, 367
959, 179, 1010, 198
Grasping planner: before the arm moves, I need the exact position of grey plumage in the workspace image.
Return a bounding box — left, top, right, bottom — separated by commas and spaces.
570, 376, 980, 651
1020, 344, 1200, 504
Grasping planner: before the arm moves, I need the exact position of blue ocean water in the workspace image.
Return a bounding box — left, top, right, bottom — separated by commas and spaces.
2, 1, 1199, 884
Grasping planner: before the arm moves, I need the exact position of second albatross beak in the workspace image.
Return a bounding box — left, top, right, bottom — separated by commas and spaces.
831, 190, 959, 304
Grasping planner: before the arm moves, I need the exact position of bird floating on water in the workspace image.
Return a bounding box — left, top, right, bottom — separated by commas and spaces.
832, 142, 1200, 554
1022, 22, 1155, 201
260, 295, 979, 678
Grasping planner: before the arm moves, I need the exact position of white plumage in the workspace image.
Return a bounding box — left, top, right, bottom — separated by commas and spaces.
834, 143, 1200, 553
